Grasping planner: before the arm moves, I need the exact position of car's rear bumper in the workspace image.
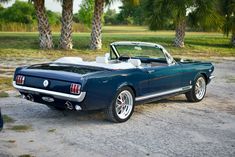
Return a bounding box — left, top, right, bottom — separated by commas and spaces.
13, 81, 86, 103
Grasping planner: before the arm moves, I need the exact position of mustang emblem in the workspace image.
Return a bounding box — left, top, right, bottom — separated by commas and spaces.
43, 80, 49, 87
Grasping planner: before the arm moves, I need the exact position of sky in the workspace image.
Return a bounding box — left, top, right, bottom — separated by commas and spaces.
2, 0, 123, 13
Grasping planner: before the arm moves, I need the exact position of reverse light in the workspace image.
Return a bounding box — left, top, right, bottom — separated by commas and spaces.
16, 75, 25, 85
70, 83, 81, 95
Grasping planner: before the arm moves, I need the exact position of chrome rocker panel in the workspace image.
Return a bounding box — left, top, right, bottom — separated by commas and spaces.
135, 85, 192, 101
13, 81, 86, 102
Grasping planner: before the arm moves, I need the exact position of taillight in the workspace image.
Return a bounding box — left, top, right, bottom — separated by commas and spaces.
16, 75, 25, 85
70, 83, 81, 94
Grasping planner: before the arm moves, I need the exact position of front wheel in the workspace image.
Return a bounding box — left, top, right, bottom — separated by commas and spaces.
104, 87, 135, 123
186, 74, 207, 102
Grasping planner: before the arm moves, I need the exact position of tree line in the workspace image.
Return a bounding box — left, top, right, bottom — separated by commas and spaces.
0, 0, 234, 50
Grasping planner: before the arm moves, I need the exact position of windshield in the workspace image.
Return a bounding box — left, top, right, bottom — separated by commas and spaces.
114, 44, 165, 59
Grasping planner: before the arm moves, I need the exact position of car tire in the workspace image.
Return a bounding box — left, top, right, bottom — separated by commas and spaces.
186, 74, 207, 102
104, 87, 135, 123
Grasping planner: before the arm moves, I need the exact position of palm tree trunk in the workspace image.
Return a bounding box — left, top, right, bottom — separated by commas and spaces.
231, 32, 235, 46
33, 0, 53, 49
174, 19, 186, 48
90, 0, 105, 50
59, 0, 73, 49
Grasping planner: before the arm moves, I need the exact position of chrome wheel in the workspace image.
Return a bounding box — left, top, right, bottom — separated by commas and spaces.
195, 77, 206, 100
115, 90, 133, 119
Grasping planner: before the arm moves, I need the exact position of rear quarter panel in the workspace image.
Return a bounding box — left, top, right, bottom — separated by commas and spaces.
82, 69, 149, 110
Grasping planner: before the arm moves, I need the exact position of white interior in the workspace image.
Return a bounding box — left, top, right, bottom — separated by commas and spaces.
54, 56, 140, 70
128, 59, 141, 67
54, 57, 83, 64
96, 56, 109, 64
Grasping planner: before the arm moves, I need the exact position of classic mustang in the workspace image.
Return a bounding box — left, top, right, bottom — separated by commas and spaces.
13, 41, 215, 122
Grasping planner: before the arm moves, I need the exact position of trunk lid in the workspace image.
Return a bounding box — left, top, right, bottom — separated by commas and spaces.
15, 63, 108, 94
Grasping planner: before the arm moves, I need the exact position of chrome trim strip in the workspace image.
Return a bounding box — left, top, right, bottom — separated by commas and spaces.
209, 75, 215, 80
135, 85, 192, 101
13, 81, 86, 102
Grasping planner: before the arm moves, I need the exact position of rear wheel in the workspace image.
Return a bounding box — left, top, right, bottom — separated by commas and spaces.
105, 87, 135, 123
186, 74, 207, 102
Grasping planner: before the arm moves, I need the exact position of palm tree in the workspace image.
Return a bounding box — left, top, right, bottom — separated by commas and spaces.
144, 0, 219, 47
90, 0, 140, 50
59, 0, 73, 49
0, 0, 53, 49
33, 0, 53, 49
90, 0, 105, 50
218, 0, 235, 46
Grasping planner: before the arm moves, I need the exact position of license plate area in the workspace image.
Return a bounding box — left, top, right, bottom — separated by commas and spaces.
42, 96, 54, 102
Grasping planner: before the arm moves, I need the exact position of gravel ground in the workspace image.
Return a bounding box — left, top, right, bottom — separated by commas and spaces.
0, 60, 235, 157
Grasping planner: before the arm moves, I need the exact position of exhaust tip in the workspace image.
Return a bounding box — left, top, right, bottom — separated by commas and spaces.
26, 94, 34, 102
75, 105, 82, 111
65, 101, 73, 110
21, 94, 26, 99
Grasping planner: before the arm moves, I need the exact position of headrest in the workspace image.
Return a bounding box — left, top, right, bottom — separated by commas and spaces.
54, 57, 83, 64
96, 53, 110, 64
128, 59, 141, 67
96, 56, 109, 64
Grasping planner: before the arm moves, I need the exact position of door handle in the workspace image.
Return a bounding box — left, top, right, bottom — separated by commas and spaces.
147, 70, 154, 74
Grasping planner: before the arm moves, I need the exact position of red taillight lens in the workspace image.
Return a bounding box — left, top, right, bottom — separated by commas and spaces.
16, 75, 25, 85
70, 83, 81, 94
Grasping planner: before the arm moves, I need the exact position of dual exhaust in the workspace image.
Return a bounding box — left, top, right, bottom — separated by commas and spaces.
22, 94, 34, 102
65, 101, 82, 111
21, 94, 82, 111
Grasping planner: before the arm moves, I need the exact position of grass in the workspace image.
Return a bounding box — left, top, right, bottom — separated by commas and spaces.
0, 26, 234, 91
8, 140, 16, 143
0, 26, 234, 59
0, 91, 9, 98
9, 125, 32, 132
0, 77, 12, 92
2, 114, 15, 123
226, 76, 235, 83
48, 128, 56, 132
18, 154, 34, 157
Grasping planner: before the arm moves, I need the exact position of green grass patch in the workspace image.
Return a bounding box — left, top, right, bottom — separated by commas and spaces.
0, 27, 234, 59
2, 114, 15, 123
48, 128, 56, 133
9, 125, 32, 132
0, 91, 9, 98
18, 154, 34, 157
226, 76, 235, 83
0, 26, 234, 90
8, 140, 16, 143
0, 77, 13, 92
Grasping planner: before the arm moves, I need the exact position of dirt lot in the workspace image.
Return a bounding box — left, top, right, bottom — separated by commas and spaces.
0, 59, 235, 157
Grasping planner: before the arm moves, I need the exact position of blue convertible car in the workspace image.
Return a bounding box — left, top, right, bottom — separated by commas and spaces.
13, 42, 214, 122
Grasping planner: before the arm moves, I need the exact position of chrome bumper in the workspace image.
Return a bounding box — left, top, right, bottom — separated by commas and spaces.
13, 81, 86, 102
209, 75, 215, 80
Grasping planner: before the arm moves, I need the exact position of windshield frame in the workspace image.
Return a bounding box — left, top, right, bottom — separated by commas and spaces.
110, 41, 176, 65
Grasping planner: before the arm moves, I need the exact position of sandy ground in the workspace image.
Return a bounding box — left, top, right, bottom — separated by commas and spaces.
0, 60, 235, 157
